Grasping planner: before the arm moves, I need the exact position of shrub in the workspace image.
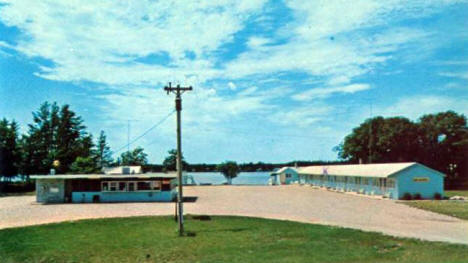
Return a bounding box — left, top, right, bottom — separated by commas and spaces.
401, 192, 412, 200
413, 193, 422, 200
434, 193, 442, 200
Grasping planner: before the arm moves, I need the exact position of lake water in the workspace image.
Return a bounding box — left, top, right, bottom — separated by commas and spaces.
187, 172, 272, 185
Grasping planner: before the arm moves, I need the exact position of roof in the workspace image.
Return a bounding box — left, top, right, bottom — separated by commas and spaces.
297, 162, 444, 178
31, 172, 177, 180
102, 166, 142, 175
271, 167, 297, 175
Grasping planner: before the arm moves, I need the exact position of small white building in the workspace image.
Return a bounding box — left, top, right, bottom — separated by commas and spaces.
270, 167, 299, 185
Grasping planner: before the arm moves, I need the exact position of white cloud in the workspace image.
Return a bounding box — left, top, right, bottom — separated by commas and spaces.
247, 37, 270, 48
0, 0, 268, 85
1, 0, 466, 162
439, 71, 468, 80
269, 103, 334, 127
377, 95, 468, 120
228, 82, 237, 90
292, 84, 371, 101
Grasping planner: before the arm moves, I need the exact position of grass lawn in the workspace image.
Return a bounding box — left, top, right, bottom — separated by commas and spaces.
1, 216, 468, 263
403, 201, 468, 220
445, 190, 468, 198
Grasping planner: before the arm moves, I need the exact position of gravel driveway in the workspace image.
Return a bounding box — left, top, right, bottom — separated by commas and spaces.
1, 185, 467, 244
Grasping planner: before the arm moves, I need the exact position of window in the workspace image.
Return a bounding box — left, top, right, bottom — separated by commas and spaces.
387, 179, 395, 188
110, 182, 117, 191
286, 173, 291, 178
102, 182, 109, 191
363, 178, 369, 185
152, 181, 161, 190
119, 182, 126, 191
357, 177, 362, 185
128, 182, 135, 191
137, 181, 151, 191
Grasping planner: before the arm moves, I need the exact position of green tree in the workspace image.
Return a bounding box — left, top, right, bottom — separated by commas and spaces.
70, 156, 98, 174
120, 147, 148, 166
0, 119, 21, 181
217, 161, 240, 185
418, 111, 468, 186
337, 111, 468, 187
337, 116, 420, 163
162, 149, 188, 172
95, 131, 113, 169
21, 102, 94, 174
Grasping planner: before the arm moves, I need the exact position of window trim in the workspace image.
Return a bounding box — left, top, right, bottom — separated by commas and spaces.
101, 180, 162, 192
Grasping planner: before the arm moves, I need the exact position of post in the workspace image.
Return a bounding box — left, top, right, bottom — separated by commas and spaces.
164, 82, 192, 236
175, 93, 184, 235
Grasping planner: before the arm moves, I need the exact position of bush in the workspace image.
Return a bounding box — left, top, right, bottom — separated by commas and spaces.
401, 192, 412, 200
434, 193, 442, 200
413, 193, 422, 200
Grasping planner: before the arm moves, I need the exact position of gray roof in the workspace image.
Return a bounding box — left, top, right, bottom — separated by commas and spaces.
31, 172, 177, 180
297, 162, 445, 178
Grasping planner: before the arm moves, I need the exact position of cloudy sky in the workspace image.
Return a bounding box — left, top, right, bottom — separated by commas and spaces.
1, 0, 467, 164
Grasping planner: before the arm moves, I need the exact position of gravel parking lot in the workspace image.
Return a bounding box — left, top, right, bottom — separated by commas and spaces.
1, 185, 467, 244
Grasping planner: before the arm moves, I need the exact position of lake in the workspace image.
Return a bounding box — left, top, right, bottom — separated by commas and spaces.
187, 172, 272, 185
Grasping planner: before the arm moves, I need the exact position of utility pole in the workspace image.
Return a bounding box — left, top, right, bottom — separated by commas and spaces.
368, 101, 373, 164
164, 82, 192, 236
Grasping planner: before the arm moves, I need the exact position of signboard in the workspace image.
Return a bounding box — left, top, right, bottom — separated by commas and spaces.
413, 177, 429, 182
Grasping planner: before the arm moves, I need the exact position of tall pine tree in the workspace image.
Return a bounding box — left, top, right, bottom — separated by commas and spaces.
22, 102, 95, 174
96, 130, 113, 169
0, 119, 20, 181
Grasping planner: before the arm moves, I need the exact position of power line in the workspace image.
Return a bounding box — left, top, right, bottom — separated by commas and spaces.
113, 110, 176, 155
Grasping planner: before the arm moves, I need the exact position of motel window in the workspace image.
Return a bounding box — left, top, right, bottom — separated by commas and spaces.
102, 182, 109, 191
363, 178, 369, 185
387, 179, 395, 188
356, 177, 361, 185
128, 182, 135, 191
137, 181, 151, 191
373, 179, 379, 187
119, 182, 126, 191
110, 182, 117, 191
152, 181, 161, 190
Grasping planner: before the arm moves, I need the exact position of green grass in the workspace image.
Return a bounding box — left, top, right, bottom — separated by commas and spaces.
403, 201, 468, 220
400, 191, 468, 220
445, 190, 468, 198
1, 216, 467, 263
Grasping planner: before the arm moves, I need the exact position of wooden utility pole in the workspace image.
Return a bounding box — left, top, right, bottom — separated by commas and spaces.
164, 82, 192, 236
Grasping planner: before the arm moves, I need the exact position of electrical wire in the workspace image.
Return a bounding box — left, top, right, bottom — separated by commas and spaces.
113, 110, 176, 154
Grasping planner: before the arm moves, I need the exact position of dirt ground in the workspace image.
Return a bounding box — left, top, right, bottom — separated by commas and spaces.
1, 185, 467, 244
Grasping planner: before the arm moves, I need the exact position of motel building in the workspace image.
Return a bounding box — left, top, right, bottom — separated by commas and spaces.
272, 162, 444, 200
31, 166, 177, 203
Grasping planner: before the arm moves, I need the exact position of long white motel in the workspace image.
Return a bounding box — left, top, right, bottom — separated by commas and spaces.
270, 162, 445, 199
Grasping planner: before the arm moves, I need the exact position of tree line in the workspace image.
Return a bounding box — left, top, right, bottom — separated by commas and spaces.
0, 102, 151, 180
2, 102, 467, 188
336, 111, 468, 188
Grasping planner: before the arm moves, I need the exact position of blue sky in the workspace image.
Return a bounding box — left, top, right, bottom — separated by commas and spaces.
1, 0, 467, 164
